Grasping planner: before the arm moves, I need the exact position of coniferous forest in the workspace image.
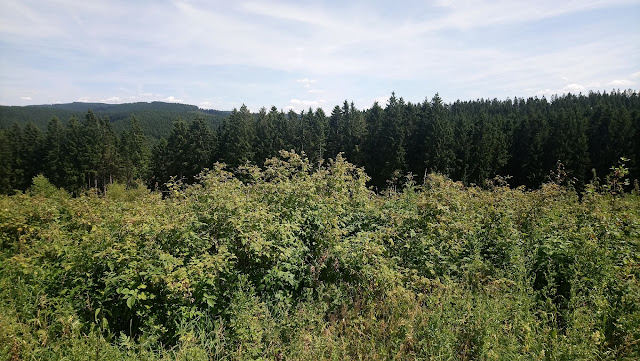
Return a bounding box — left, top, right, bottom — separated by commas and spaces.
1, 91, 639, 195
1, 91, 639, 360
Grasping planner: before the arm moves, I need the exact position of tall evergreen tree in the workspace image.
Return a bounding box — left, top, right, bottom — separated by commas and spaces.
424, 94, 455, 174
6, 123, 25, 191
379, 93, 406, 186
364, 101, 385, 188
150, 137, 171, 189
186, 117, 214, 180
120, 115, 151, 185
62, 117, 84, 192
221, 105, 255, 167
327, 105, 343, 159
548, 107, 589, 187
451, 108, 475, 183
305, 107, 328, 165
97, 115, 119, 189
0, 129, 12, 193
21, 123, 45, 188
43, 117, 66, 187
344, 102, 367, 164
166, 119, 190, 180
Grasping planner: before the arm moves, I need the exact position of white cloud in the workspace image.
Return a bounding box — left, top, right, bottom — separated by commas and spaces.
0, 0, 638, 109
287, 98, 327, 111
426, 0, 638, 31
297, 78, 317, 85
163, 96, 183, 103
536, 81, 608, 96
101, 96, 122, 103
290, 99, 322, 106
565, 83, 585, 92
608, 79, 634, 87
374, 96, 390, 106
20, 96, 32, 100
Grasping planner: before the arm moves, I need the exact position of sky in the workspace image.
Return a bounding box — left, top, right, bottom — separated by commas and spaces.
1, 0, 639, 112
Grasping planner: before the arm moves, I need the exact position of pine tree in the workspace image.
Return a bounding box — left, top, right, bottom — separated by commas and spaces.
120, 115, 151, 185
62, 116, 84, 192
548, 107, 589, 187
327, 105, 343, 159
364, 101, 385, 188
166, 119, 189, 180
306, 107, 328, 165
0, 129, 12, 193
344, 102, 367, 164
22, 123, 45, 188
44, 117, 66, 187
221, 105, 255, 167
186, 117, 214, 180
150, 137, 171, 189
97, 115, 119, 190
380, 93, 407, 184
79, 110, 102, 189
451, 108, 475, 183
424, 94, 455, 174
7, 123, 25, 191
254, 107, 276, 163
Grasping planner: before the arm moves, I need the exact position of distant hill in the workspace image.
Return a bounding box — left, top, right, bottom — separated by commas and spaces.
0, 102, 231, 138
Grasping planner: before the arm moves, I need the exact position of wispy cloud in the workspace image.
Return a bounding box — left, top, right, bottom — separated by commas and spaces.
608, 79, 635, 87
163, 96, 183, 103
0, 0, 638, 110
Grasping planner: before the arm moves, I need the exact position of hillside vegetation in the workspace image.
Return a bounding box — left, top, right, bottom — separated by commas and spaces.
0, 102, 228, 139
1, 152, 638, 360
1, 91, 638, 195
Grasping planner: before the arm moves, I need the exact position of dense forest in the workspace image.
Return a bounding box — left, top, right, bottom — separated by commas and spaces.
0, 90, 638, 196
0, 102, 229, 139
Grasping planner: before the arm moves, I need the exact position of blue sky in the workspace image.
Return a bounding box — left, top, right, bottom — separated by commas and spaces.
1, 0, 639, 111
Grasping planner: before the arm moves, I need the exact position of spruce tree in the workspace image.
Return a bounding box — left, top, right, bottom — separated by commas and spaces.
44, 117, 66, 187
221, 105, 255, 167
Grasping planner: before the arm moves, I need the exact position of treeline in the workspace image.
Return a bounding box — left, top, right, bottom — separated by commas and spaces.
1, 91, 638, 194
0, 102, 229, 138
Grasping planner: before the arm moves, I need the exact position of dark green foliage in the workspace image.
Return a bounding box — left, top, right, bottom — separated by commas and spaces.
119, 116, 152, 185
363, 101, 386, 188
1, 91, 639, 195
165, 119, 191, 180
424, 94, 455, 175
221, 105, 256, 167
0, 129, 12, 194
185, 117, 216, 179
43, 117, 66, 187
380, 93, 407, 182
0, 101, 228, 138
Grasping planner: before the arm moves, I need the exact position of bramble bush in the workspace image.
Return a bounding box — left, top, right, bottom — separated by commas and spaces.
1, 151, 638, 360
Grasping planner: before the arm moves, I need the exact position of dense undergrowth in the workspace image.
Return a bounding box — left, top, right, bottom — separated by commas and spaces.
1, 152, 639, 360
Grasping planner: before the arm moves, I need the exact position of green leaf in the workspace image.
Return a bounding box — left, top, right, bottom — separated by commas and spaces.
127, 296, 136, 309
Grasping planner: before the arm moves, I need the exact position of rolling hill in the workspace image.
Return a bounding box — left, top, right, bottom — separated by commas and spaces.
0, 101, 231, 138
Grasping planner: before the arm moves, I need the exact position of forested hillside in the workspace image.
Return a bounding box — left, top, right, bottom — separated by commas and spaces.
1, 91, 638, 195
1, 153, 638, 360
0, 102, 229, 139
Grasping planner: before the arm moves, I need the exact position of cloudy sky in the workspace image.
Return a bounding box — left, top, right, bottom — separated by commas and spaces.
1, 0, 639, 111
